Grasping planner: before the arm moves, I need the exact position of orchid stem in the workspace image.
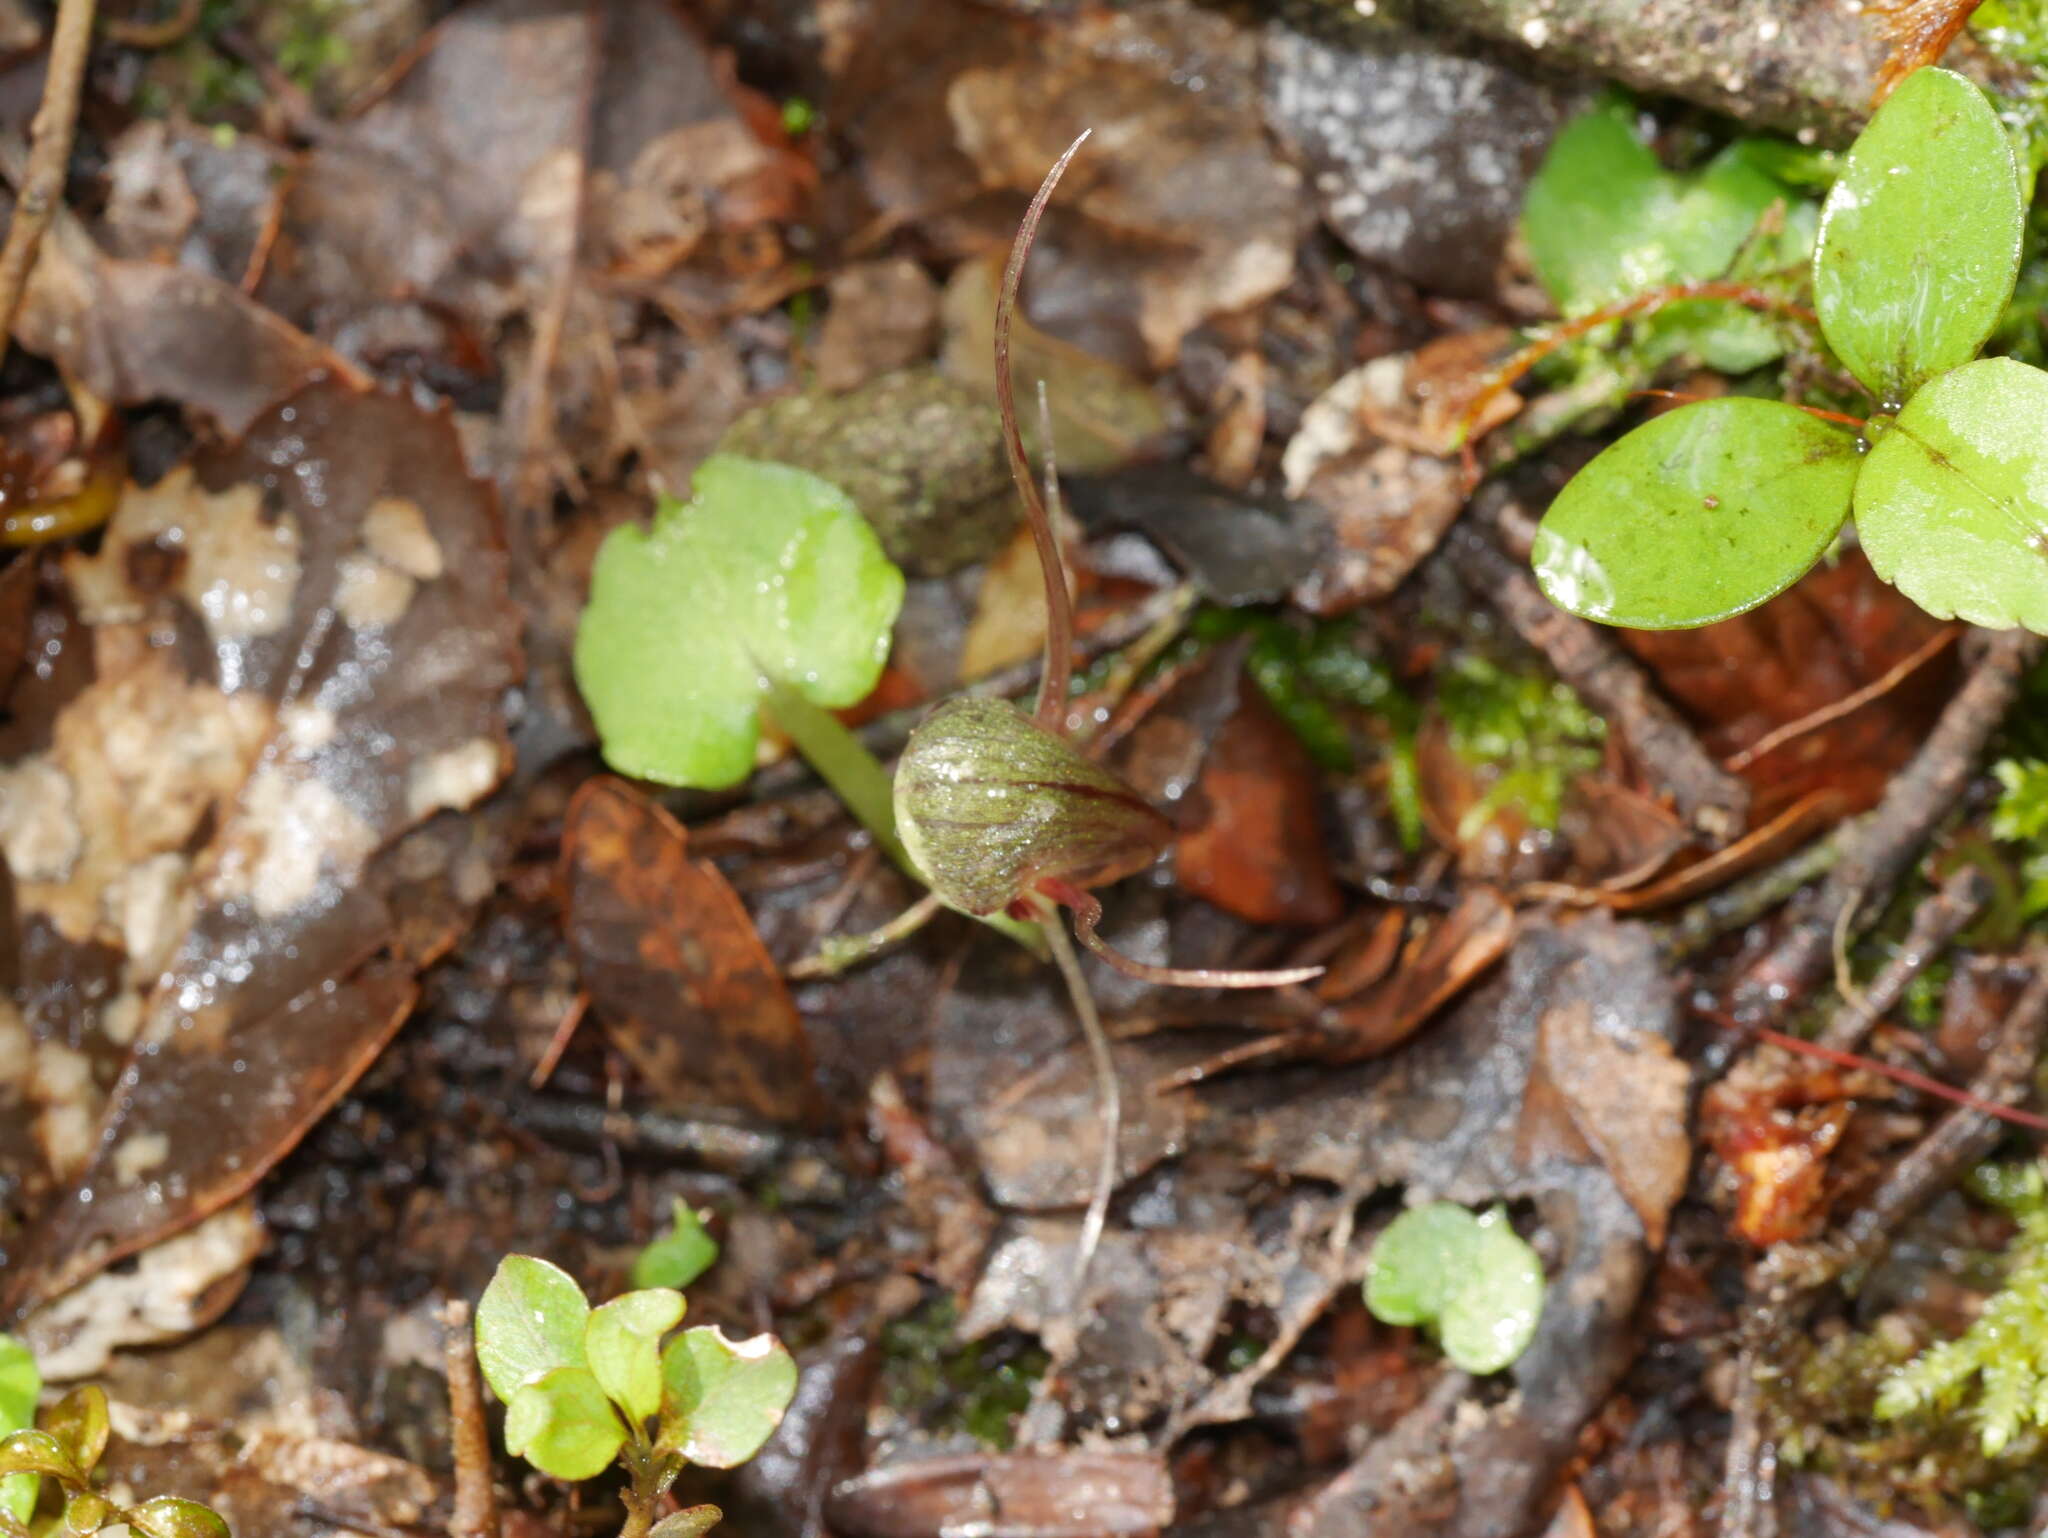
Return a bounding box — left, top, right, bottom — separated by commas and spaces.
1040, 911, 1119, 1314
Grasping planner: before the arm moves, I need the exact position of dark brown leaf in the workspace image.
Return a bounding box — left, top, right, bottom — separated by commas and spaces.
2, 380, 521, 1310
562, 777, 821, 1125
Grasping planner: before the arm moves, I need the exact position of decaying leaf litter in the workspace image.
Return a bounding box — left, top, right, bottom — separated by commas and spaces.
5, 0, 2048, 1533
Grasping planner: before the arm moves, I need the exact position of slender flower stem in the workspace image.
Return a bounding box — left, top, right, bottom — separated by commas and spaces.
1040, 911, 1119, 1312
996, 133, 1090, 730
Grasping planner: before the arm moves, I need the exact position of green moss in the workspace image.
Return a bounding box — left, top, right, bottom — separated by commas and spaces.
878, 1298, 1046, 1451
1435, 654, 1604, 837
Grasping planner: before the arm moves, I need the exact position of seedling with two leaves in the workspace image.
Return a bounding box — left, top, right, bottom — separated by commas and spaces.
474, 1254, 797, 1538
1534, 67, 2048, 634
1363, 1203, 1545, 1375
0, 1337, 227, 1538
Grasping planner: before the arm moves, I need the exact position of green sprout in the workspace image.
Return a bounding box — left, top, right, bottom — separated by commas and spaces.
631, 1201, 720, 1293
1991, 757, 2048, 916
475, 1255, 797, 1538
0, 1361, 227, 1538
1533, 67, 2048, 634
1364, 1202, 1546, 1375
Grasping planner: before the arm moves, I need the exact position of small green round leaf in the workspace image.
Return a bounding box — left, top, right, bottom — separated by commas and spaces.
1855, 357, 2048, 631
504, 1367, 627, 1482
658, 1327, 799, 1469
574, 454, 907, 789
1814, 67, 2024, 405
586, 1290, 687, 1426
42, 1387, 108, 1479
123, 1496, 232, 1538
0, 1336, 38, 1528
1437, 1209, 1546, 1375
1364, 1203, 1483, 1327
475, 1255, 592, 1407
631, 1201, 720, 1293
1532, 398, 1859, 628
648, 1506, 725, 1538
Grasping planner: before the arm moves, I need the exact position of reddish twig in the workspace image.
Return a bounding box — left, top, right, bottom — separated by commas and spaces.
1454, 277, 1817, 484
439, 1299, 501, 1538
1724, 625, 1960, 773
1045, 879, 1322, 990
996, 132, 1089, 730
0, 0, 98, 357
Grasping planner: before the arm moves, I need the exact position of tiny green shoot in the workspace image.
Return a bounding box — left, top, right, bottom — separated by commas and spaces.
475, 1255, 797, 1538
631, 1200, 721, 1292
1532, 67, 2048, 635
1364, 1202, 1546, 1375
0, 1375, 226, 1538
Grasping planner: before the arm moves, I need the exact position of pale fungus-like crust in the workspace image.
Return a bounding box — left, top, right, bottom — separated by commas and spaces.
406, 739, 504, 821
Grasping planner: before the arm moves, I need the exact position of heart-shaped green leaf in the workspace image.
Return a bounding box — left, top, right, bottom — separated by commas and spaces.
0, 1336, 38, 1528
1814, 67, 2024, 405
1533, 398, 1859, 628
658, 1326, 799, 1469
586, 1289, 686, 1425
505, 1366, 627, 1482
123, 1496, 232, 1538
41, 1388, 107, 1479
1855, 357, 2048, 631
1364, 1203, 1483, 1327
574, 454, 906, 789
475, 1255, 591, 1407
1437, 1208, 1546, 1375
631, 1201, 720, 1293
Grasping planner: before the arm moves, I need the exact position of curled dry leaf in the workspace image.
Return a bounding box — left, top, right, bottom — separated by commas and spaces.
1, 380, 521, 1310
561, 777, 821, 1126
16, 216, 361, 436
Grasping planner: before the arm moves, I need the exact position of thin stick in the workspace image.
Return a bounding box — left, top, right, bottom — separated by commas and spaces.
997, 132, 1089, 730
1041, 914, 1119, 1315
1050, 882, 1323, 989
1724, 625, 1960, 773
439, 1300, 501, 1538
0, 0, 98, 355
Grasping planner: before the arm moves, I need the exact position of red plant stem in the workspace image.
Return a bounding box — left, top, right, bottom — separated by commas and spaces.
1041, 879, 1324, 989
1455, 277, 1818, 482
1698, 1003, 2048, 1134
997, 132, 1090, 731
1632, 387, 1866, 431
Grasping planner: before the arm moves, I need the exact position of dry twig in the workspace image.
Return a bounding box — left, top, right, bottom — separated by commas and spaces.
439, 1299, 501, 1538
0, 0, 97, 356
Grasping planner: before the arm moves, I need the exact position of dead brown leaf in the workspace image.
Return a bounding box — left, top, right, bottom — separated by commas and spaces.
828, 1449, 1174, 1538
562, 777, 822, 1126
2, 380, 521, 1311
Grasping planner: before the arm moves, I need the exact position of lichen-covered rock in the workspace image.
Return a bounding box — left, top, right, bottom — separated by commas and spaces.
717, 368, 1014, 577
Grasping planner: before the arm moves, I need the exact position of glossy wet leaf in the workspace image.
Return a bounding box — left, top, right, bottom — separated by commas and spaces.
1438, 1208, 1546, 1374
1523, 97, 1813, 371
1814, 67, 2024, 405
41, 1387, 107, 1478
648, 1506, 725, 1538
0, 1430, 85, 1490
1533, 398, 1859, 628
0, 1337, 36, 1527
1364, 1202, 1484, 1326
505, 1366, 627, 1482
574, 453, 906, 788
123, 1496, 232, 1538
475, 1255, 591, 1406
1855, 357, 2048, 631
631, 1200, 720, 1292
585, 1289, 686, 1425
658, 1326, 799, 1469
61, 1491, 114, 1534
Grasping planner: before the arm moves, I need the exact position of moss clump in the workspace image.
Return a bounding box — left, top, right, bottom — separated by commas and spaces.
1436, 653, 1604, 837
878, 1298, 1047, 1451
717, 369, 1014, 577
